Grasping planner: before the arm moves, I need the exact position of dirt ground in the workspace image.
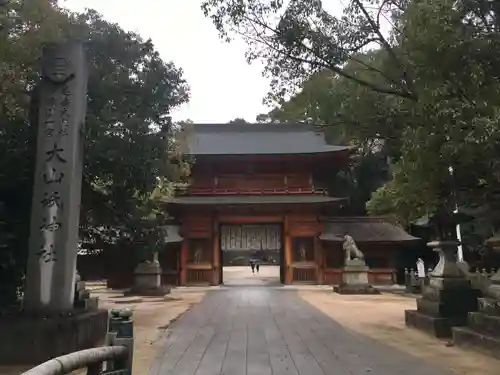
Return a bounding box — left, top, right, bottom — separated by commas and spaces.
299, 290, 500, 375
0, 287, 205, 375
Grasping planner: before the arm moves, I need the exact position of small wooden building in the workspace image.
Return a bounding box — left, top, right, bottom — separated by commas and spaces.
320, 217, 420, 285
164, 123, 419, 286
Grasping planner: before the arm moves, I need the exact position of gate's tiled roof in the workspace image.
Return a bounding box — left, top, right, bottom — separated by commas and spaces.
320, 217, 420, 243
182, 123, 350, 155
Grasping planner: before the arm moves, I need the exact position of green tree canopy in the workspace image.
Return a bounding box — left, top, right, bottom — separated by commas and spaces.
203, 0, 500, 235
229, 117, 248, 124
258, 55, 395, 215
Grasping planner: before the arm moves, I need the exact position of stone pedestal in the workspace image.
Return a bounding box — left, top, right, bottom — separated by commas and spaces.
334, 259, 379, 294
0, 309, 108, 365
125, 260, 171, 296
405, 241, 480, 338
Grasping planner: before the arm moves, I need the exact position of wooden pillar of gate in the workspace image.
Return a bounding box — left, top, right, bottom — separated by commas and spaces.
284, 214, 293, 284
315, 237, 323, 284
180, 238, 188, 286
212, 217, 220, 285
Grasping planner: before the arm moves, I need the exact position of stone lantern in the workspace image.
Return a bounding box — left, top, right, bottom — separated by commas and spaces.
405, 240, 479, 338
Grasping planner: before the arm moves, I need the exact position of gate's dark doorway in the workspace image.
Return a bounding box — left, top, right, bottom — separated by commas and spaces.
219, 223, 283, 286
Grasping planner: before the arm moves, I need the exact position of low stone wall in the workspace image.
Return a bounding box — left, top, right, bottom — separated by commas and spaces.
0, 309, 108, 365
324, 268, 395, 285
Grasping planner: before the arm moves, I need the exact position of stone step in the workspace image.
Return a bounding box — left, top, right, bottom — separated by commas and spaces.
416, 297, 477, 319
452, 326, 500, 359
467, 312, 500, 337
405, 309, 464, 338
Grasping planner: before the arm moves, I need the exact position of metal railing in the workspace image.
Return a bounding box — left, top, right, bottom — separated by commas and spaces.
22, 308, 134, 375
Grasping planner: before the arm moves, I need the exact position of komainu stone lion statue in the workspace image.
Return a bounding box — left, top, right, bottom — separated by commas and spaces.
343, 233, 365, 263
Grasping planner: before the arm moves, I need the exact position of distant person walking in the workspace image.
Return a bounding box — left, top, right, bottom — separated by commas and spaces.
256, 261, 260, 273
249, 258, 256, 273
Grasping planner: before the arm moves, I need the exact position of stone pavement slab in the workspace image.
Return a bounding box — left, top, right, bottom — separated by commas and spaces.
150, 288, 452, 375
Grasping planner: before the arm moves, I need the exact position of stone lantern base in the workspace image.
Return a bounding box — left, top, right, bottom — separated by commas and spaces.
405, 241, 480, 338
405, 280, 480, 338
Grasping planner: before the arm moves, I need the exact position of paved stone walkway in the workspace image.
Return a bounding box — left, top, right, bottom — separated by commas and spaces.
150, 288, 452, 375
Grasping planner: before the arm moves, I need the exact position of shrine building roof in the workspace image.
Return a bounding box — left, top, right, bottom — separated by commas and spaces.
182, 123, 350, 155
168, 195, 345, 205
320, 217, 420, 243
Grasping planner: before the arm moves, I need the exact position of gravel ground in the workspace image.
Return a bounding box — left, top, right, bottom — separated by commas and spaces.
300, 290, 500, 375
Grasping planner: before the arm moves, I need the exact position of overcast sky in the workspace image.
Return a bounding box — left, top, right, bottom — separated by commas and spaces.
60, 0, 273, 123
60, 1, 350, 123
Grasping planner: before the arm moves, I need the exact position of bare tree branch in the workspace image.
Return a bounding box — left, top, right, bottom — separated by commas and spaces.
241, 10, 415, 99
352, 0, 417, 99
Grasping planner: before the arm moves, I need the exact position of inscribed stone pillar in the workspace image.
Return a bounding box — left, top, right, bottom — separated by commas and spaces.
24, 42, 88, 312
